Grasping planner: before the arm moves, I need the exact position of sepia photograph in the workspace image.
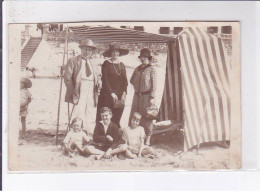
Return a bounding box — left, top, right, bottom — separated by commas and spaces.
8, 21, 240, 171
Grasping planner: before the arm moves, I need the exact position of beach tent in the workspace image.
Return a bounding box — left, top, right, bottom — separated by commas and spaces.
67, 26, 231, 151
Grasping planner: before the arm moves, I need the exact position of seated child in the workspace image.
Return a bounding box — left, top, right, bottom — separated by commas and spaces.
20, 77, 32, 138
93, 107, 127, 159
123, 112, 154, 159
63, 117, 104, 159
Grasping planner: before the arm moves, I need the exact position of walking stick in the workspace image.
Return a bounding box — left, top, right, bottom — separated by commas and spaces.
55, 27, 68, 145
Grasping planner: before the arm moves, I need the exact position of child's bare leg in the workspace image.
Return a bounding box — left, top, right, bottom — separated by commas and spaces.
125, 149, 136, 159
63, 144, 73, 157
21, 116, 26, 137
145, 135, 151, 145
110, 144, 128, 156
83, 145, 104, 155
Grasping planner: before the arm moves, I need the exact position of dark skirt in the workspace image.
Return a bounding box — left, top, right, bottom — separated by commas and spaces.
96, 90, 124, 127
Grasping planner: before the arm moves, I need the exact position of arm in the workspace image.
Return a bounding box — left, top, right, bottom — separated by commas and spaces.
121, 63, 128, 94
138, 127, 146, 157
150, 67, 157, 99
102, 61, 114, 94
64, 58, 74, 98
130, 68, 137, 85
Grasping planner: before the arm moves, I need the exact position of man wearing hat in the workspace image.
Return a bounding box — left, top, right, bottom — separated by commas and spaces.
64, 39, 101, 132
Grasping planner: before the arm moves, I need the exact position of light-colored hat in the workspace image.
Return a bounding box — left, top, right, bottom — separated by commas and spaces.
79, 39, 96, 50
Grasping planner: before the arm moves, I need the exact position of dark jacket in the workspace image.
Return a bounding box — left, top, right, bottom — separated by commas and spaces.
93, 121, 125, 150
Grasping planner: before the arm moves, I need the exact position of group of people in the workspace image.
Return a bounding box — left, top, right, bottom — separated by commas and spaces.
63, 39, 158, 159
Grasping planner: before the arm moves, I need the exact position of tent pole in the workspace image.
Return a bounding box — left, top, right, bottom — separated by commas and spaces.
55, 27, 69, 145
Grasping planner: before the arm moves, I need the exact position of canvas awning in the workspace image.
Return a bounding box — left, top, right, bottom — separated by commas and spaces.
69, 26, 173, 43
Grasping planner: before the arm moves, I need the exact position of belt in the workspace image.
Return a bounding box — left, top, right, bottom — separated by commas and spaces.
135, 90, 151, 96
81, 78, 94, 81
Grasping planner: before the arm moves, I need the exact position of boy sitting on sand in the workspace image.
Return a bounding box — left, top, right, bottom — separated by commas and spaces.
93, 107, 127, 159
63, 117, 104, 159
123, 112, 154, 159
20, 77, 32, 138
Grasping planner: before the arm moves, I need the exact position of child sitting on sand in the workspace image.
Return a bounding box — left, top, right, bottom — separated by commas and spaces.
63, 117, 105, 159
123, 112, 154, 159
20, 77, 32, 138
93, 107, 127, 159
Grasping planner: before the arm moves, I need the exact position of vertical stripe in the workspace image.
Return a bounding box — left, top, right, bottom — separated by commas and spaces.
179, 36, 200, 145
172, 41, 181, 121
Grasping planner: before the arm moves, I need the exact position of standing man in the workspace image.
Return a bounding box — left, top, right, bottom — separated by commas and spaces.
64, 39, 101, 133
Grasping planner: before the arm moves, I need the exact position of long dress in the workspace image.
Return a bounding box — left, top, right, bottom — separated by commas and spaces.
96, 60, 128, 127
129, 64, 157, 136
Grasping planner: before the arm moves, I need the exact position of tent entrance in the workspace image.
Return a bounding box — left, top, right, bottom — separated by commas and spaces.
155, 39, 184, 136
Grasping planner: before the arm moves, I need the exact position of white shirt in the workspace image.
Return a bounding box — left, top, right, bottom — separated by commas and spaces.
63, 130, 91, 145
122, 126, 145, 149
100, 121, 109, 134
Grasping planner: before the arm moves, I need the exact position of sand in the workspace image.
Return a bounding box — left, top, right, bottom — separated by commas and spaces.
16, 51, 231, 171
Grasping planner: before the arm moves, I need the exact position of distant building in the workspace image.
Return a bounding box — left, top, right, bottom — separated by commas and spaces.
134, 26, 144, 31
173, 27, 183, 35
159, 27, 170, 34
207, 26, 232, 56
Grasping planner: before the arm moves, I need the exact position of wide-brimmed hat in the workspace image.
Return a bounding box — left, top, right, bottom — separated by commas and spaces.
79, 39, 96, 50
20, 77, 32, 88
138, 48, 152, 60
103, 44, 129, 58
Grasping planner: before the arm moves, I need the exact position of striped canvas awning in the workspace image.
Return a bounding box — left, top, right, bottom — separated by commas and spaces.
69, 26, 173, 43
159, 27, 231, 151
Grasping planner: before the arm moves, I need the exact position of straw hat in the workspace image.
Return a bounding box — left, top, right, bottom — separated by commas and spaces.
103, 44, 129, 58
20, 77, 32, 88
138, 48, 152, 60
79, 39, 96, 50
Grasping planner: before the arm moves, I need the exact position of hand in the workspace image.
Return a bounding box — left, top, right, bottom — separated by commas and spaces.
138, 153, 142, 158
149, 97, 155, 105
107, 135, 113, 142
111, 93, 118, 103
121, 92, 126, 103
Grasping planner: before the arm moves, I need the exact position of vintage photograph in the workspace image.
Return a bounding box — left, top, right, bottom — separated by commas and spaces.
8, 22, 240, 171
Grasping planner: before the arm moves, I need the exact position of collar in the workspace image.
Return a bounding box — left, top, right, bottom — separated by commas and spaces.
81, 55, 92, 61
107, 59, 120, 64
138, 64, 151, 71
99, 120, 111, 127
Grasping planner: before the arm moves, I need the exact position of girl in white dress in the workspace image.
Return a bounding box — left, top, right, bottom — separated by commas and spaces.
123, 112, 153, 159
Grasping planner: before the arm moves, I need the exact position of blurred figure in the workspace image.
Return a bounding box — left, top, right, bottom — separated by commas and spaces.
20, 77, 32, 138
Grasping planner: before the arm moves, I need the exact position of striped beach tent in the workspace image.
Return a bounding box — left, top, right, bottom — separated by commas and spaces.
68, 25, 231, 151
159, 27, 231, 151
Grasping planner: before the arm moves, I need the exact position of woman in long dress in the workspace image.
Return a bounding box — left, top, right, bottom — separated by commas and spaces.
96, 44, 129, 127
129, 48, 157, 145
